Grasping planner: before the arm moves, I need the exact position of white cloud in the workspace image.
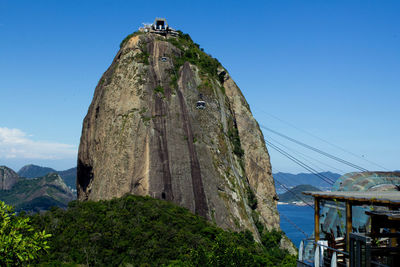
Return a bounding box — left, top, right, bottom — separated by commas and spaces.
0, 127, 77, 160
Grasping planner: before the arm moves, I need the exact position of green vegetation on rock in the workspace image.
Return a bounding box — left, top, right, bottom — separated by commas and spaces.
167, 31, 221, 79
134, 43, 150, 65
29, 195, 295, 266
228, 126, 244, 158
247, 186, 258, 210
154, 85, 165, 96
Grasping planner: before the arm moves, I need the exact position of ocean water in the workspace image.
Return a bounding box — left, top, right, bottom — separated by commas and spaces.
277, 204, 314, 248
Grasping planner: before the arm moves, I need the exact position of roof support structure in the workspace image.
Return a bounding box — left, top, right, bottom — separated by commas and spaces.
391, 228, 397, 247
305, 190, 400, 254
302, 191, 400, 266
315, 198, 320, 243
346, 201, 352, 252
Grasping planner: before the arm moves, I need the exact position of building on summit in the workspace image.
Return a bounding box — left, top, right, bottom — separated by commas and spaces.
139, 17, 178, 36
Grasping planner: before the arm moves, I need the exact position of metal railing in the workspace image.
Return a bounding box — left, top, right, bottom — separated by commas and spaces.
297, 237, 391, 267
298, 238, 348, 266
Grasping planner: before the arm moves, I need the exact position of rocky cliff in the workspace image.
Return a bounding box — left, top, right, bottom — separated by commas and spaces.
0, 166, 19, 190
77, 28, 282, 242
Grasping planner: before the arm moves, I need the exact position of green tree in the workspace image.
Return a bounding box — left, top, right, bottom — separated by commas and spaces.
29, 195, 296, 266
0, 201, 50, 266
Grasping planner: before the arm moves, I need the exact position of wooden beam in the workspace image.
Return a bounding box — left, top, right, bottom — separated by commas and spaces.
346, 201, 352, 252
302, 191, 400, 207
315, 198, 320, 243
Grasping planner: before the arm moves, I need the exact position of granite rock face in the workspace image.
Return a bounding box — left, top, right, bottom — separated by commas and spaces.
77, 31, 281, 241
0, 166, 19, 190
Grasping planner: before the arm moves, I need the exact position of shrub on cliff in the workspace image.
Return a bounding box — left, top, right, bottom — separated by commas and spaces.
29, 195, 295, 266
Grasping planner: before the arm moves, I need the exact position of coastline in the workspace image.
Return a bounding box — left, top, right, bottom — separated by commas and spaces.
278, 201, 313, 206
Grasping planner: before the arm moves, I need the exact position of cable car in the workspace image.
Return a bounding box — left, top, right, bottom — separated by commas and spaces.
196, 100, 206, 109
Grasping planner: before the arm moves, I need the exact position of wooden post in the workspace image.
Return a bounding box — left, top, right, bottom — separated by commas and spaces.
315, 198, 320, 243
346, 201, 352, 252
391, 228, 397, 247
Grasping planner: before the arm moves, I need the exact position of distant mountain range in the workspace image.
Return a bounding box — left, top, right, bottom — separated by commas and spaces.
3, 164, 396, 212
0, 165, 75, 212
273, 172, 341, 190
17, 164, 77, 189
14, 166, 343, 198
278, 184, 320, 203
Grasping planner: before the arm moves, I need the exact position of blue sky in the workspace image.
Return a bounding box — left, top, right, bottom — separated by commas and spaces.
0, 0, 399, 173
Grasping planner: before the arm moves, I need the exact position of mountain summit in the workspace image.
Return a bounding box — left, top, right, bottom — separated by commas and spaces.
18, 164, 56, 178
77, 19, 282, 242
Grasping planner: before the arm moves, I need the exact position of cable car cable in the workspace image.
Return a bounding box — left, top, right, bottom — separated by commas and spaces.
265, 133, 347, 175
265, 139, 335, 185
254, 108, 389, 171
260, 124, 369, 172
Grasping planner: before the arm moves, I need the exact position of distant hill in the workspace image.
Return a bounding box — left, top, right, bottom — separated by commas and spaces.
278, 184, 320, 203
57, 167, 77, 189
0, 169, 75, 212
17, 164, 76, 189
18, 164, 56, 178
273, 172, 341, 189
